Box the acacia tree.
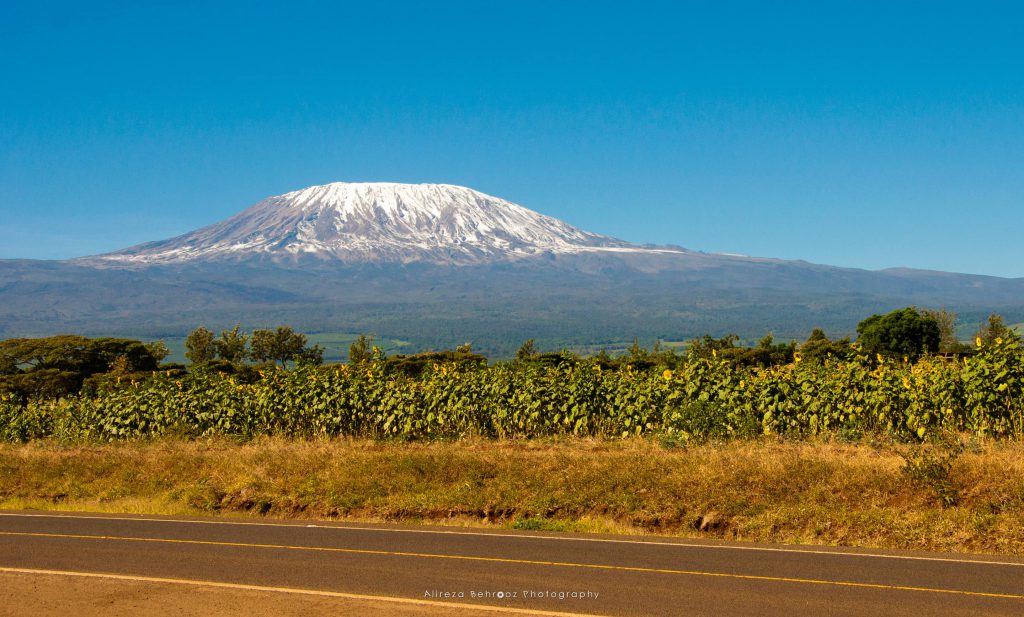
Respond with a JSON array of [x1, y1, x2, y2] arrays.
[[0, 335, 161, 399]]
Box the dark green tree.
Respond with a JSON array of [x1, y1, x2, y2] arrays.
[[0, 335, 160, 399], [89, 338, 159, 373], [215, 324, 249, 363], [0, 354, 15, 376], [348, 334, 374, 364], [184, 327, 216, 365], [294, 344, 325, 367], [856, 307, 940, 360], [384, 348, 487, 377], [515, 339, 537, 361], [0, 336, 157, 376], [628, 337, 644, 359], [686, 334, 739, 360], [250, 326, 309, 368], [594, 349, 614, 370], [1, 336, 92, 373], [144, 340, 171, 364], [799, 328, 853, 364]]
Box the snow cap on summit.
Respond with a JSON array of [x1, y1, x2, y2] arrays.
[[87, 182, 678, 265]]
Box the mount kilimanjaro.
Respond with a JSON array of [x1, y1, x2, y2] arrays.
[[3, 182, 1022, 355], [82, 183, 656, 266]]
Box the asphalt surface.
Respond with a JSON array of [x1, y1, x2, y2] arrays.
[[2, 510, 1024, 616]]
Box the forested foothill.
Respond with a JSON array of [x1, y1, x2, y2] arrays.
[[1, 309, 1021, 443]]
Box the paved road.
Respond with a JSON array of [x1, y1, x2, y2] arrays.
[[2, 510, 1023, 616]]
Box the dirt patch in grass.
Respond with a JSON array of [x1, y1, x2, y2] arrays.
[[2, 437, 1023, 554]]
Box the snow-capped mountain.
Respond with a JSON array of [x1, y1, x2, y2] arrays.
[[6, 181, 1024, 351], [86, 182, 684, 266]]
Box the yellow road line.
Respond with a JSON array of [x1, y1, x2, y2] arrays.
[[6, 512, 1023, 568], [2, 530, 1023, 601], [0, 566, 602, 617]]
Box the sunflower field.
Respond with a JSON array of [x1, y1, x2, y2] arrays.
[[1, 339, 1021, 443]]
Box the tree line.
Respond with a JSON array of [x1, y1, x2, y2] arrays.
[[184, 325, 324, 368], [1, 308, 1019, 402]]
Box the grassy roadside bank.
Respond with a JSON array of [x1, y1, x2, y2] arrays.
[[2, 438, 1023, 555]]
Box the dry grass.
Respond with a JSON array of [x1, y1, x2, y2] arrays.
[[2, 437, 1023, 554]]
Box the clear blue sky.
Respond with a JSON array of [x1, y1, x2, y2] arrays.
[[2, 1, 1022, 276]]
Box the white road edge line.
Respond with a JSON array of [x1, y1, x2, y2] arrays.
[[2, 511, 1022, 568], [0, 566, 605, 617]]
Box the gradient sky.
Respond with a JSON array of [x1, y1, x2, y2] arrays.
[[2, 1, 1022, 276]]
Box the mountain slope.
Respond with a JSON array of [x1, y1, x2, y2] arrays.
[[82, 182, 681, 266], [3, 258, 1023, 355]]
